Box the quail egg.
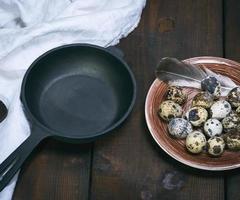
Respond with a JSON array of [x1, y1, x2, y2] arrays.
[[158, 100, 182, 121], [236, 106, 240, 114], [210, 100, 231, 119], [168, 118, 193, 139], [192, 92, 214, 109], [222, 112, 240, 133], [166, 86, 187, 105], [186, 131, 206, 154], [201, 76, 221, 98], [207, 137, 225, 156], [185, 107, 208, 127], [204, 118, 223, 137], [228, 87, 240, 108], [223, 133, 240, 150]]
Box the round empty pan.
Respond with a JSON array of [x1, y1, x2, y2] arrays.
[[0, 44, 136, 191]]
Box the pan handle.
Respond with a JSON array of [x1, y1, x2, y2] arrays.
[[106, 46, 124, 58], [0, 126, 49, 192]]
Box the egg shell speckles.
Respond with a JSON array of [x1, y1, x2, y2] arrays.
[[204, 118, 223, 137], [223, 133, 240, 150], [210, 100, 232, 119], [192, 92, 214, 109], [186, 107, 208, 127], [236, 106, 240, 114], [186, 131, 206, 154], [207, 137, 225, 156], [201, 76, 221, 98], [228, 87, 240, 108], [158, 100, 182, 121], [168, 118, 193, 139], [222, 112, 240, 133], [166, 86, 187, 105]]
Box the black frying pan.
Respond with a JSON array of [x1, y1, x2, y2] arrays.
[[0, 44, 136, 191]]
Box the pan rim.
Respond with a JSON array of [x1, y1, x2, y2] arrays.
[[21, 43, 136, 140]]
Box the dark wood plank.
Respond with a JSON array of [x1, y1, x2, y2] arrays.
[[90, 0, 224, 200], [224, 0, 240, 61], [13, 140, 92, 200], [224, 0, 240, 200]]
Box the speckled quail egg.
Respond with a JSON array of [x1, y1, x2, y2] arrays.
[[207, 137, 225, 156], [168, 118, 193, 139], [201, 76, 221, 98], [222, 112, 240, 133], [204, 118, 223, 137], [192, 92, 214, 109], [158, 100, 182, 121], [185, 107, 208, 127], [210, 100, 232, 119], [238, 124, 240, 132], [228, 87, 240, 108], [236, 108, 240, 130], [223, 133, 240, 150], [166, 86, 187, 105], [186, 131, 207, 154], [236, 106, 240, 114]]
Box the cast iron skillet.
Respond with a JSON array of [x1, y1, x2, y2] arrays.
[[0, 44, 136, 191]]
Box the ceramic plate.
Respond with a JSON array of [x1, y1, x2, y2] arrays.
[[145, 57, 240, 171]]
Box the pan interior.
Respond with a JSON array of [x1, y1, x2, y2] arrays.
[[24, 46, 135, 138]]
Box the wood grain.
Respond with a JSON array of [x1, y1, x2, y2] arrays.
[[224, 0, 240, 61], [12, 0, 232, 199], [13, 140, 92, 200], [224, 0, 240, 199], [90, 0, 224, 200]]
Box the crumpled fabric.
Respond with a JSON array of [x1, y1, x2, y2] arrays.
[[0, 0, 146, 199]]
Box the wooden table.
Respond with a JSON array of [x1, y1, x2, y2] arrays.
[[13, 0, 240, 199]]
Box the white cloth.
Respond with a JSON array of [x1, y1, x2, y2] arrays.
[[0, 0, 146, 199]]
